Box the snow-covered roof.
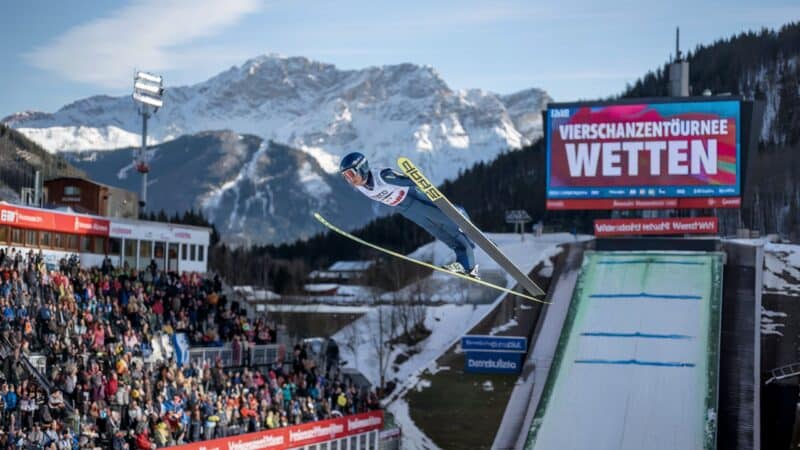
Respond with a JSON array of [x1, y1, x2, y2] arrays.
[[304, 284, 339, 293], [309, 270, 358, 280], [328, 260, 374, 271], [233, 285, 280, 300]]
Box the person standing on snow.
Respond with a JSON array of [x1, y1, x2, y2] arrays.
[[339, 152, 479, 278]]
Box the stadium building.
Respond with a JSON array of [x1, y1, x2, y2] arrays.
[[0, 201, 210, 273]]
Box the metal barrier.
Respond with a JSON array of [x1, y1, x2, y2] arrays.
[[188, 343, 284, 368], [765, 362, 800, 384], [0, 338, 75, 414]]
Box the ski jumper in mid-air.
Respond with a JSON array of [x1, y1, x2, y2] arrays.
[[339, 152, 479, 278]]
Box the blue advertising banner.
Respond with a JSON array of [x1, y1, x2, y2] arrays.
[[461, 335, 528, 353], [465, 351, 523, 374]]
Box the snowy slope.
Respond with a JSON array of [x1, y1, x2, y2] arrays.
[[763, 242, 800, 296], [527, 252, 723, 450], [4, 55, 550, 185]]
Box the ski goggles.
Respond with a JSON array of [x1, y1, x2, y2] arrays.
[[341, 168, 360, 183]]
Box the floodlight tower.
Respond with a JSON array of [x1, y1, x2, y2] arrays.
[[132, 70, 164, 212]]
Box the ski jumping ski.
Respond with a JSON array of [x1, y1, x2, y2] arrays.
[[397, 157, 547, 298], [313, 212, 548, 303]]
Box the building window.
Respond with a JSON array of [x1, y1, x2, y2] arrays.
[[39, 232, 51, 247], [25, 230, 37, 247], [64, 186, 81, 196], [190, 244, 196, 261], [109, 238, 122, 256], [10, 228, 21, 244], [66, 235, 79, 251], [154, 242, 165, 259], [181, 244, 187, 260], [124, 239, 137, 269], [94, 237, 105, 254], [52, 233, 63, 249], [0, 226, 7, 243], [198, 245, 204, 262], [140, 241, 152, 259], [80, 236, 92, 253]]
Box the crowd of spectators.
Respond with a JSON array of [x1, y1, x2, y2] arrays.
[[0, 247, 380, 449]]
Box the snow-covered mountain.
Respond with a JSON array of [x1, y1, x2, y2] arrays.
[[3, 55, 550, 185]]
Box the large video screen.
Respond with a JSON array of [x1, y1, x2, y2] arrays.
[[546, 99, 740, 208]]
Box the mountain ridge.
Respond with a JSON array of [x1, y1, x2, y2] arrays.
[[4, 55, 550, 185]]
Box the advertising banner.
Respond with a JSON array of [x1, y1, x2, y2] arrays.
[[593, 217, 719, 236], [546, 196, 741, 210], [461, 335, 528, 353], [0, 203, 109, 236], [546, 99, 740, 208], [465, 351, 523, 374], [164, 411, 383, 450]]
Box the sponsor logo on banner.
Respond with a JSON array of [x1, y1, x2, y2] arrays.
[[348, 415, 382, 431], [461, 335, 527, 353], [0, 209, 16, 223], [111, 227, 133, 235], [289, 424, 344, 442], [594, 217, 719, 236], [227, 435, 285, 449], [465, 351, 523, 374], [17, 212, 44, 224]]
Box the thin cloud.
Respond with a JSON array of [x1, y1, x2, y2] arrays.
[[24, 0, 262, 88]]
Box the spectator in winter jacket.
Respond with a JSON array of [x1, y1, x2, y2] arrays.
[[4, 385, 17, 412], [136, 428, 153, 450]]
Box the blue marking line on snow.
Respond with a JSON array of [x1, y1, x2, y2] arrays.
[[590, 292, 702, 300], [597, 260, 705, 265], [574, 359, 695, 368], [581, 332, 693, 340]]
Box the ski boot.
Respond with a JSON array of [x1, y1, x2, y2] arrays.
[[442, 262, 480, 280]]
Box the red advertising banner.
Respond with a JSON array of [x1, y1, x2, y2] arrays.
[[164, 411, 383, 450], [594, 217, 719, 236], [547, 197, 740, 210], [0, 203, 109, 236]]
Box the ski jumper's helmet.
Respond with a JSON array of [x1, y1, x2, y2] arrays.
[[339, 152, 369, 183]]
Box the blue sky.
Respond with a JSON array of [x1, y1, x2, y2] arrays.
[[0, 0, 796, 118]]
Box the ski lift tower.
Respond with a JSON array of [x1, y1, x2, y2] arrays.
[[132, 70, 164, 211]]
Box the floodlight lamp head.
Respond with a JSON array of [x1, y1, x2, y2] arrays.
[[135, 71, 162, 84], [133, 92, 163, 109]]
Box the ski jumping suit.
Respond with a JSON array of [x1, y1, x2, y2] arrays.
[[354, 167, 476, 271]]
